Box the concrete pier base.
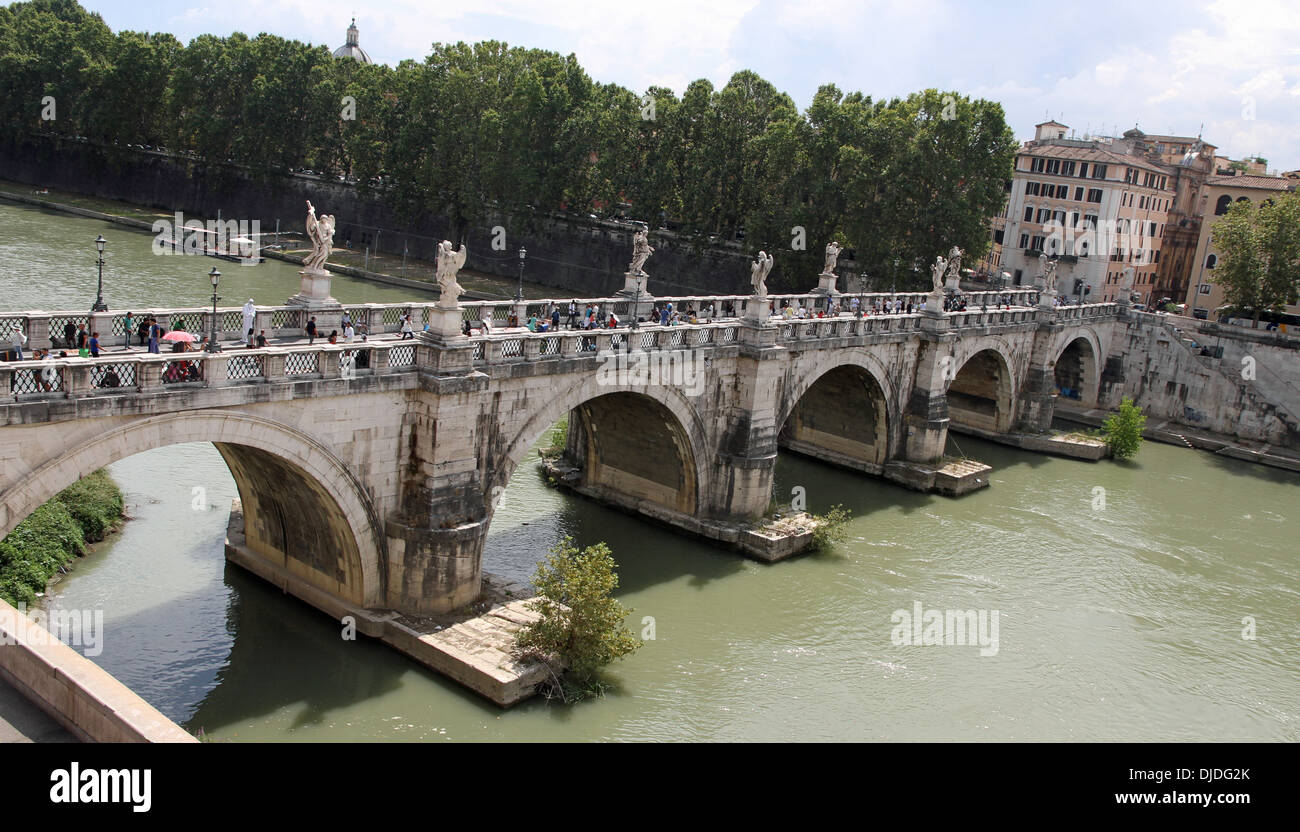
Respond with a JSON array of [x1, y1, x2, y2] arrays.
[[540, 456, 818, 561], [225, 505, 550, 707]]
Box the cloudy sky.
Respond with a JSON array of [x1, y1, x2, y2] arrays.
[[82, 0, 1300, 169]]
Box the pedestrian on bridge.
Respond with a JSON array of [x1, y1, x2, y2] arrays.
[[122, 313, 135, 349], [400, 315, 414, 339], [306, 316, 318, 344]]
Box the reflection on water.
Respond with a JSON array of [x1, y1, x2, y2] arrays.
[[43, 435, 1300, 742], [10, 199, 1300, 741]]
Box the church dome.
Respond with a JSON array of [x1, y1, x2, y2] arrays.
[[333, 18, 372, 63]]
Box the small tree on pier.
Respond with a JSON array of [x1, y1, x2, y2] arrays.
[[515, 536, 641, 699], [1102, 396, 1146, 461]]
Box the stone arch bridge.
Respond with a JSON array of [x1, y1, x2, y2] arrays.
[[0, 291, 1119, 619]]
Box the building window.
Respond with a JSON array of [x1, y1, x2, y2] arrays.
[[1087, 188, 1103, 203], [1031, 158, 1046, 173], [1074, 186, 1084, 201], [1019, 233, 1029, 248], [994, 229, 1004, 244], [1198, 283, 1212, 295], [1024, 206, 1034, 221], [1026, 181, 1040, 196], [1215, 195, 1231, 214], [1061, 161, 1076, 176], [1092, 164, 1107, 179], [1046, 159, 1061, 175], [1205, 254, 1217, 269], [1030, 235, 1045, 251], [1237, 196, 1249, 203], [1079, 163, 1089, 178]]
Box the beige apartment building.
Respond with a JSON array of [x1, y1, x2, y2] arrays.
[[1184, 173, 1298, 317], [998, 122, 1174, 303]]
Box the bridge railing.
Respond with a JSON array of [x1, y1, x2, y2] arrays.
[[0, 340, 419, 404], [0, 289, 1049, 354]]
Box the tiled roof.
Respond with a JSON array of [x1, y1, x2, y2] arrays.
[[1020, 143, 1169, 176], [1205, 174, 1293, 191]]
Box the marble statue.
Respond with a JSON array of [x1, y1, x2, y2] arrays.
[[304, 200, 335, 272], [1039, 253, 1058, 293], [1120, 266, 1135, 294], [629, 228, 654, 275], [930, 255, 949, 293], [944, 245, 964, 282], [750, 251, 774, 297], [822, 241, 843, 275], [435, 240, 468, 308]]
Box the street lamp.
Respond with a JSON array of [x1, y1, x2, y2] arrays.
[[515, 247, 526, 302], [92, 235, 108, 312], [206, 267, 222, 353]]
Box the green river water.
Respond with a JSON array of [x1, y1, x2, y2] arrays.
[[2, 199, 1297, 741]]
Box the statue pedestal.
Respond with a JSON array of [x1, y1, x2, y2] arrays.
[[287, 268, 343, 332], [616, 273, 655, 321], [289, 267, 339, 307], [618, 272, 649, 296], [1037, 289, 1058, 311], [923, 290, 945, 314], [811, 273, 840, 295], [423, 305, 466, 343], [742, 295, 774, 325]]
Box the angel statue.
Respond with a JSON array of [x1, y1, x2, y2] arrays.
[[434, 240, 469, 309], [304, 200, 335, 272], [944, 245, 964, 283], [1119, 266, 1135, 293], [823, 241, 843, 275], [751, 251, 774, 297], [930, 255, 949, 293], [1039, 253, 1058, 293], [629, 228, 654, 275]]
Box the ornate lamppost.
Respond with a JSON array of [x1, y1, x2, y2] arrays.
[[92, 235, 108, 312], [516, 247, 526, 302], [206, 267, 222, 353]]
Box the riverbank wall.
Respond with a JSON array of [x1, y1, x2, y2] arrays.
[[0, 134, 761, 297], [1099, 311, 1300, 449]]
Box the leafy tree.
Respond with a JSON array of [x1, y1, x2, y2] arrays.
[[1102, 396, 1146, 460], [1211, 193, 1300, 323], [515, 536, 640, 698]]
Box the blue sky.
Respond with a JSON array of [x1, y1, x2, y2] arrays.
[[80, 0, 1300, 169]]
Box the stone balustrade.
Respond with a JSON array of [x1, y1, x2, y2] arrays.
[[0, 341, 414, 403]]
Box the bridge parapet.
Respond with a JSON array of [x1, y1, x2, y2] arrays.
[[0, 341, 416, 409]]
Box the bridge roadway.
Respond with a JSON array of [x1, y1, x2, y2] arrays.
[[0, 289, 1120, 625]]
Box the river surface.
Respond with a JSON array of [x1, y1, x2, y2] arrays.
[[4, 199, 1299, 741]]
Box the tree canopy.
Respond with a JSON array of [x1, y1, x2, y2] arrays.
[[1210, 191, 1300, 321], [0, 0, 1017, 290]]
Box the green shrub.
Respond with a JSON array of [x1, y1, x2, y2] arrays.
[[515, 536, 641, 700], [0, 470, 124, 606], [810, 504, 852, 552], [56, 470, 124, 541], [1102, 397, 1146, 460], [540, 415, 569, 459]]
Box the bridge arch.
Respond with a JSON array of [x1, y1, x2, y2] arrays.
[[1052, 333, 1101, 407], [0, 411, 385, 608], [946, 346, 1016, 434], [776, 351, 899, 473], [495, 377, 709, 519]]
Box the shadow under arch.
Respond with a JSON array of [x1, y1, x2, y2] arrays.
[[1053, 334, 1101, 407], [947, 348, 1015, 434], [492, 376, 710, 517], [0, 410, 385, 608], [776, 359, 895, 474]]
